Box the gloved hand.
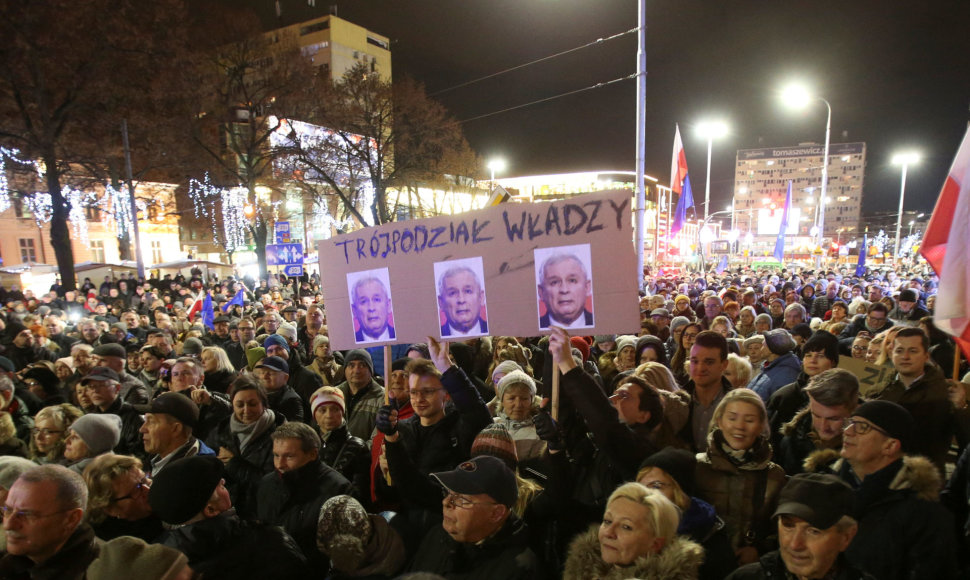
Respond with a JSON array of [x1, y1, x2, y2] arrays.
[[533, 408, 563, 451], [376, 404, 398, 436]]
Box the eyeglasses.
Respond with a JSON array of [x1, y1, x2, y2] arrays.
[[608, 390, 631, 401], [109, 475, 150, 504], [843, 419, 889, 437], [409, 388, 443, 399], [641, 480, 673, 490], [30, 428, 64, 437], [441, 490, 498, 510], [23, 380, 39, 388], [851, 345, 868, 352], [0, 506, 72, 523], [683, 333, 699, 340]]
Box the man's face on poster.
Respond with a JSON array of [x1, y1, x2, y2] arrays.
[[538, 256, 590, 324], [353, 279, 391, 338], [439, 270, 484, 333]]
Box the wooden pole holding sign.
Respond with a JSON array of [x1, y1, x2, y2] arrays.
[[954, 348, 962, 382], [383, 345, 392, 486], [550, 367, 560, 422]]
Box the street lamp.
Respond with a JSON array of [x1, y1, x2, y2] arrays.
[[781, 82, 831, 268], [696, 121, 728, 221], [892, 151, 920, 257], [486, 158, 507, 190]]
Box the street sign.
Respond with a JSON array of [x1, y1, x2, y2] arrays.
[[266, 243, 304, 266], [275, 221, 291, 243], [283, 264, 304, 277], [710, 240, 730, 254]]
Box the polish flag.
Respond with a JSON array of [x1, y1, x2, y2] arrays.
[[186, 290, 205, 322], [920, 125, 970, 359], [671, 124, 688, 194]]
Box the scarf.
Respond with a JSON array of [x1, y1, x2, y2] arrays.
[[713, 430, 771, 471], [230, 409, 276, 454]]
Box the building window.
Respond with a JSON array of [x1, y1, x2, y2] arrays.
[[299, 20, 329, 36], [90, 240, 105, 263], [85, 204, 101, 221], [18, 238, 37, 263], [151, 240, 163, 264]]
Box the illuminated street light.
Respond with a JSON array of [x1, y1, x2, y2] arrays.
[[892, 151, 921, 257], [781, 82, 831, 268], [696, 121, 729, 221], [486, 158, 507, 188]]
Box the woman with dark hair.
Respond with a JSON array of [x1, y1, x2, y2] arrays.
[[211, 376, 284, 519], [798, 284, 815, 313], [635, 335, 669, 368], [670, 322, 702, 386]]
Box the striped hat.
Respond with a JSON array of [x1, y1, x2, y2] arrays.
[[471, 423, 518, 472]]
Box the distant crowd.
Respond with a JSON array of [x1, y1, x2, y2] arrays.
[[0, 263, 966, 579]]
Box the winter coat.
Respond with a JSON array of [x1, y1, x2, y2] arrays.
[[679, 496, 737, 580], [338, 379, 385, 442], [765, 371, 810, 449], [0, 412, 27, 459], [319, 422, 370, 502], [410, 514, 540, 580], [210, 411, 285, 520], [694, 430, 787, 553], [748, 353, 801, 403], [266, 384, 305, 424], [870, 363, 954, 473], [327, 514, 406, 579], [96, 396, 146, 463], [563, 525, 704, 580], [838, 314, 894, 354], [943, 443, 970, 538], [2, 343, 57, 372], [285, 352, 323, 419], [727, 551, 875, 580], [256, 459, 354, 570], [369, 400, 415, 505], [203, 369, 235, 394], [118, 370, 150, 405], [0, 523, 100, 580], [159, 511, 309, 580], [776, 407, 841, 475]]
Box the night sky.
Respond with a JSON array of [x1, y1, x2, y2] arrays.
[[236, 0, 970, 217]]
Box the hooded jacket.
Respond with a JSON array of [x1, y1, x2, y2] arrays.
[[563, 525, 704, 580], [776, 406, 842, 476], [748, 352, 801, 403]]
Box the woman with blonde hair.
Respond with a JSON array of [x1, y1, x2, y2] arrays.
[[563, 482, 704, 579], [694, 388, 786, 567], [735, 306, 757, 339], [29, 403, 83, 464], [724, 353, 754, 389], [201, 346, 236, 393], [873, 325, 904, 367]]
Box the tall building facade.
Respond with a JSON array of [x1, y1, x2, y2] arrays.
[[733, 142, 866, 240], [272, 15, 391, 81]]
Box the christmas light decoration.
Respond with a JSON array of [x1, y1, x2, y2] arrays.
[[188, 173, 256, 252]]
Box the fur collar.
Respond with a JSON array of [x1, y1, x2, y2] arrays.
[[563, 526, 704, 580], [0, 412, 17, 445], [803, 451, 940, 501], [781, 406, 811, 437]]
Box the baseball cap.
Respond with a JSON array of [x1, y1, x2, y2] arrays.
[[773, 473, 853, 529], [431, 456, 517, 508]]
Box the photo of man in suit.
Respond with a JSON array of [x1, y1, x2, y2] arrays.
[[436, 259, 488, 338], [348, 270, 396, 343], [536, 247, 594, 330]]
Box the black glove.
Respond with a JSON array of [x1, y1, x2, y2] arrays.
[[533, 409, 563, 451], [375, 404, 397, 436]]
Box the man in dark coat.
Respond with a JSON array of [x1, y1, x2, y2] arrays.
[[83, 367, 146, 462], [0, 465, 101, 580], [767, 330, 840, 447], [837, 302, 893, 354], [263, 334, 321, 418], [888, 288, 930, 325], [409, 456, 539, 579], [150, 455, 309, 580], [2, 320, 57, 371], [253, 356, 304, 423], [256, 422, 354, 569]]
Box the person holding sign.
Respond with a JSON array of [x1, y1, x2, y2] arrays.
[[536, 247, 595, 330], [348, 271, 396, 344], [436, 261, 489, 338]]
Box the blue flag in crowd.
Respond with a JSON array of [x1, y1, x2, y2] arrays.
[[773, 181, 792, 263], [223, 288, 246, 312], [200, 293, 215, 330], [855, 233, 867, 277], [671, 174, 695, 235], [716, 255, 728, 274]]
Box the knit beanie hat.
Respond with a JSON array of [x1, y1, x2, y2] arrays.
[[87, 536, 189, 580], [276, 322, 298, 343], [802, 331, 840, 365], [149, 456, 225, 525], [492, 360, 523, 383], [310, 387, 346, 416], [244, 346, 265, 371], [670, 316, 690, 334], [763, 329, 797, 356], [23, 366, 60, 397], [569, 336, 590, 363], [615, 335, 637, 354], [639, 448, 697, 497], [496, 370, 536, 400], [898, 288, 919, 303], [471, 423, 519, 472], [263, 334, 289, 353], [316, 495, 372, 573], [344, 349, 374, 376], [70, 414, 122, 455], [0, 457, 36, 490], [181, 337, 203, 356], [852, 400, 914, 452]]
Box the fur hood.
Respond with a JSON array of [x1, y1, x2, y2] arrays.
[[803, 451, 940, 501], [563, 526, 704, 580], [781, 406, 811, 438], [0, 412, 17, 445]]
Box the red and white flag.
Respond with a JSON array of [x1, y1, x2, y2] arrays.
[[671, 123, 688, 194], [186, 290, 205, 322], [920, 125, 970, 359]]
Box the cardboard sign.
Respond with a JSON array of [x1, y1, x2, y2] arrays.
[[319, 189, 640, 349], [837, 356, 894, 397]]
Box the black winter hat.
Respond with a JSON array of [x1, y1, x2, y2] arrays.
[[343, 349, 374, 376], [23, 367, 60, 396], [639, 448, 697, 497], [149, 456, 225, 525], [898, 289, 919, 303], [851, 400, 915, 451]]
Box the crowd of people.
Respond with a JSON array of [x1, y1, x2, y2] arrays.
[[0, 264, 968, 579]]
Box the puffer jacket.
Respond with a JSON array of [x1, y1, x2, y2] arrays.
[[319, 422, 370, 503], [776, 407, 838, 476], [766, 371, 811, 448], [748, 353, 802, 403], [210, 410, 284, 520], [563, 525, 704, 580], [694, 430, 787, 553]]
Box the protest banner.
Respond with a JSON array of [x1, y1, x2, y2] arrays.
[[319, 189, 640, 350], [837, 356, 894, 397]]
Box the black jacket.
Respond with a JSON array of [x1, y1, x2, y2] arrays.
[[285, 353, 322, 420], [267, 384, 305, 424], [160, 511, 309, 580], [0, 523, 100, 580], [256, 459, 354, 569], [409, 513, 539, 580], [766, 371, 811, 450], [727, 551, 875, 580], [319, 422, 371, 505], [97, 396, 146, 463], [3, 343, 57, 371], [203, 369, 236, 394], [210, 411, 285, 520]]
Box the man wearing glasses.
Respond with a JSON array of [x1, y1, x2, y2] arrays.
[[0, 465, 99, 577], [818, 400, 959, 580], [409, 455, 538, 577], [83, 367, 145, 461], [838, 302, 893, 354], [82, 453, 161, 542]]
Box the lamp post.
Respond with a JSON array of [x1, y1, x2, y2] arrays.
[[696, 121, 728, 222], [486, 158, 506, 191], [781, 83, 831, 268], [891, 151, 920, 258]]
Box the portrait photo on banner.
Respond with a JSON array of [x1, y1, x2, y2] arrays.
[[534, 243, 595, 331], [434, 257, 489, 339], [346, 267, 396, 344]]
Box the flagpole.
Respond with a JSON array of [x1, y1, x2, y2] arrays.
[[633, 0, 647, 288]]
